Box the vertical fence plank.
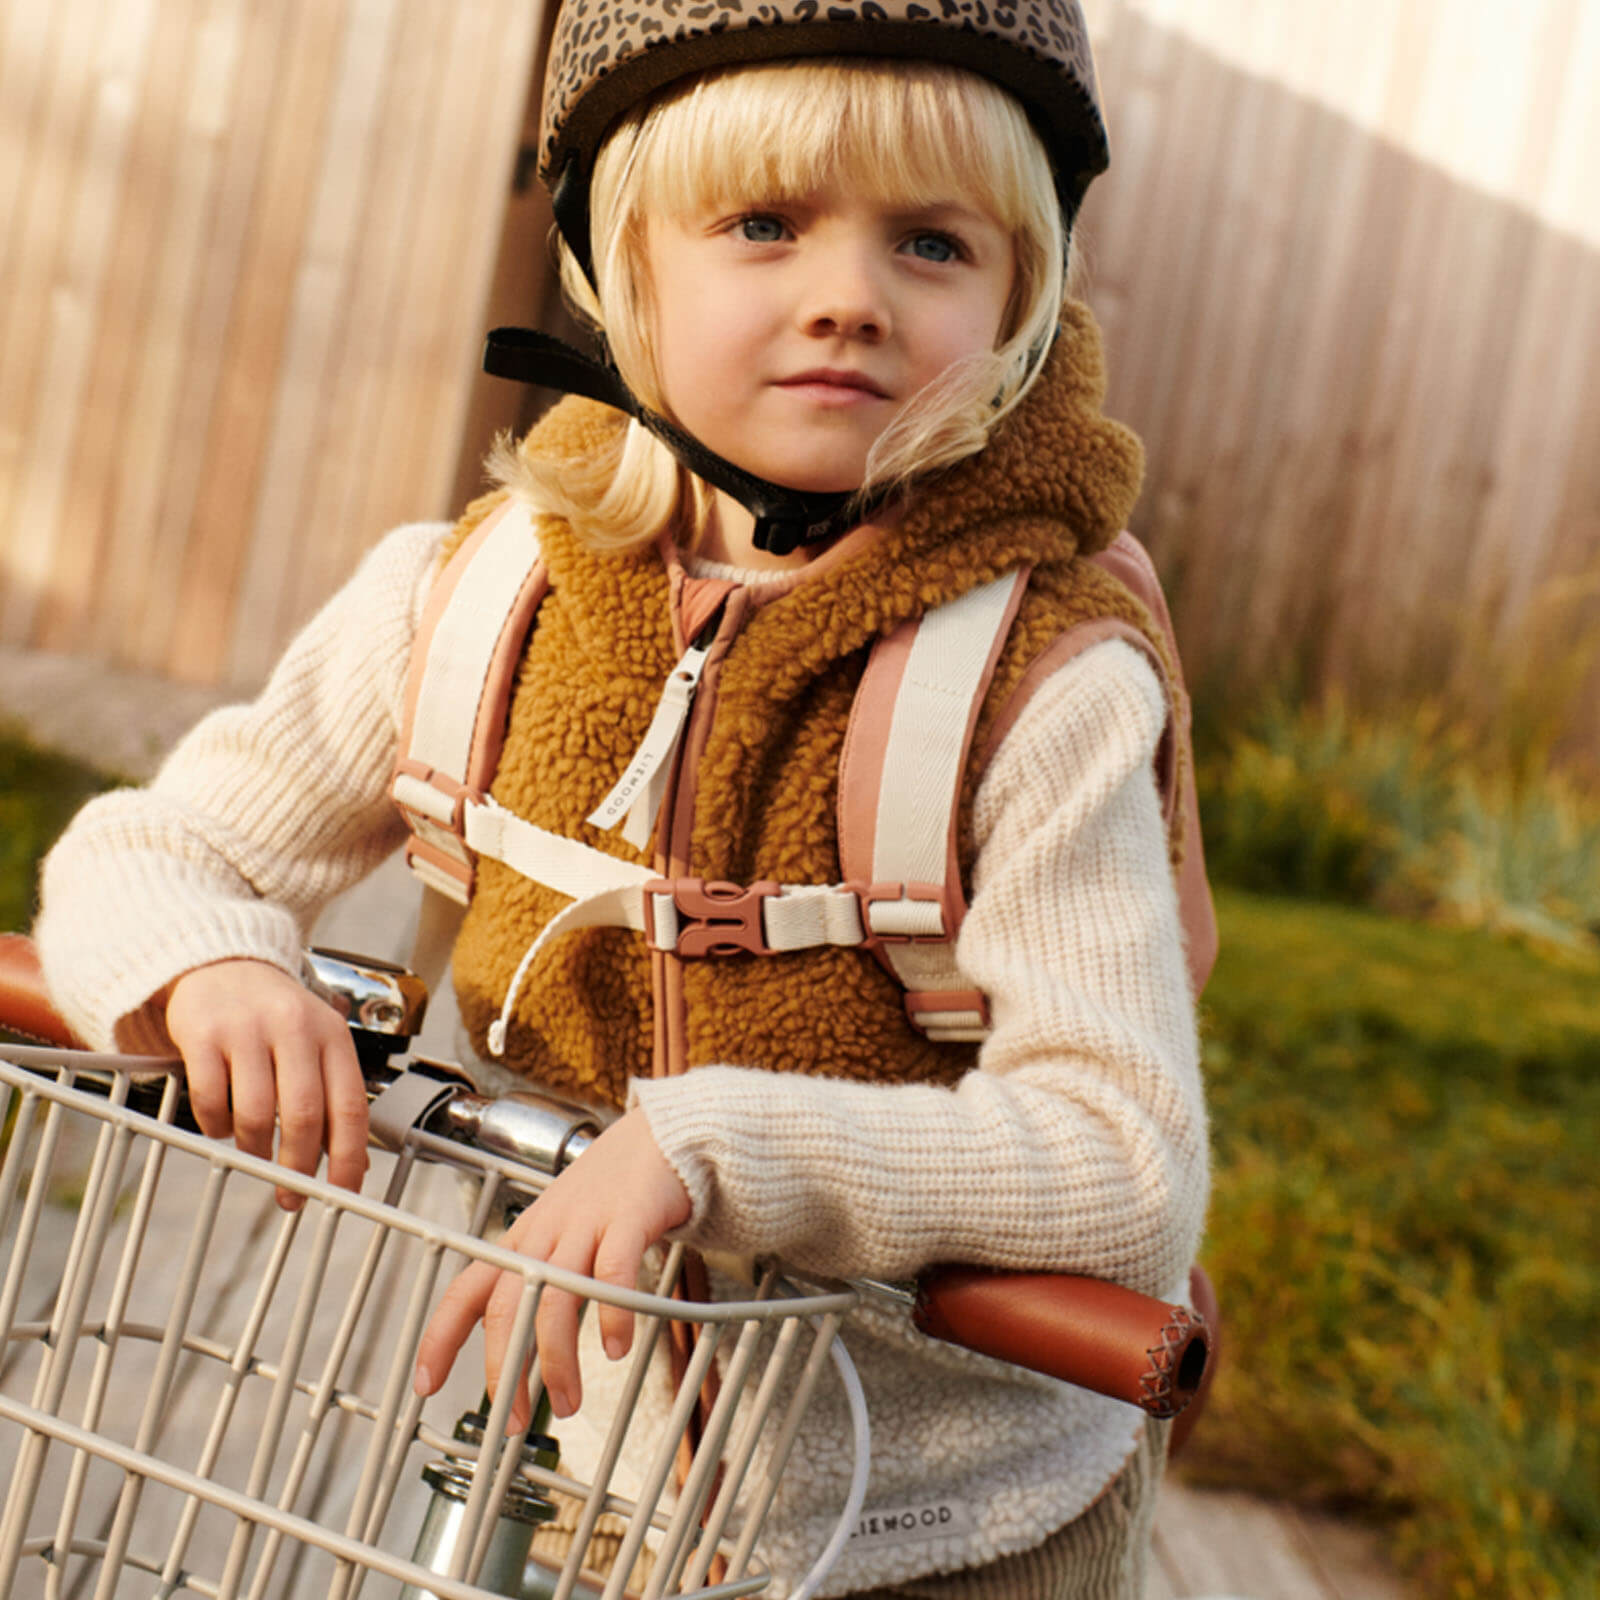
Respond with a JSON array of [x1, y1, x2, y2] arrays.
[[157, 0, 348, 682], [284, 0, 458, 648], [1469, 0, 1600, 626], [224, 0, 401, 683], [1161, 6, 1315, 669], [354, 2, 524, 530], [444, 74, 560, 520], [1253, 16, 1396, 672], [95, 0, 297, 676], [36, 0, 215, 653], [0, 0, 112, 624], [0, 0, 165, 644], [0, 3, 58, 284], [398, 3, 533, 532]]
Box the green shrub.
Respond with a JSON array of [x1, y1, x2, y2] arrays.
[[0, 727, 119, 932], [1439, 776, 1600, 948], [1196, 696, 1600, 949]]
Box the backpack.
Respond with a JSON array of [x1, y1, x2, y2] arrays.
[[389, 499, 1215, 1054]]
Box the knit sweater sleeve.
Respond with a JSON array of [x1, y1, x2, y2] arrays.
[[632, 637, 1208, 1298], [34, 522, 447, 1054]]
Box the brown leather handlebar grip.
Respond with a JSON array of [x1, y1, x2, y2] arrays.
[[913, 1265, 1209, 1418], [0, 934, 84, 1049]]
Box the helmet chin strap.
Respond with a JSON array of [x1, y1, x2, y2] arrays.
[[483, 327, 889, 556]]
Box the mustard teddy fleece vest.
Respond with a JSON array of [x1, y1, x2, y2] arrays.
[[446, 302, 1165, 1109]]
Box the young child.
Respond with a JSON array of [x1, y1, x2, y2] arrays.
[[37, 4, 1208, 1595]]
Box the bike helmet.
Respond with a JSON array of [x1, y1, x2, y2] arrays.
[[484, 0, 1111, 553]]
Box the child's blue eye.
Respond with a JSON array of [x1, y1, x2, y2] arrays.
[[739, 215, 786, 243], [906, 232, 960, 263]]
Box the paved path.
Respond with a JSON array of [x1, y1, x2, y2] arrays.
[[1149, 1484, 1408, 1600], [0, 644, 235, 782], [1, 644, 1414, 1599]]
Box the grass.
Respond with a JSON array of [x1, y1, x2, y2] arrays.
[[1195, 888, 1600, 1599], [0, 725, 120, 933]]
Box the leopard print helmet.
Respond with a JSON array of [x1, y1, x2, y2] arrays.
[[537, 0, 1109, 272]]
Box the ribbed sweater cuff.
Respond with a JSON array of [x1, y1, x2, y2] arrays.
[[36, 854, 303, 1052]]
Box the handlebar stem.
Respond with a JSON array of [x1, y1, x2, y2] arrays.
[[430, 1088, 599, 1176]]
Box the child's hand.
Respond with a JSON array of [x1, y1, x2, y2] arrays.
[[413, 1107, 691, 1425], [165, 958, 369, 1208]]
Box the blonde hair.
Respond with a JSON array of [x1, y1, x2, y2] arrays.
[[497, 59, 1078, 551]]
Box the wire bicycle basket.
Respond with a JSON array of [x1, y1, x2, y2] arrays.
[[0, 1053, 863, 1600]]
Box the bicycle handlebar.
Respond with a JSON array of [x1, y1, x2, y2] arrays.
[[0, 933, 80, 1049], [0, 932, 1211, 1424]]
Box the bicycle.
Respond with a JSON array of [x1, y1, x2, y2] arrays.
[[0, 938, 1209, 1600]]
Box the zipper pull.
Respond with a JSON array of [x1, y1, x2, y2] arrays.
[[587, 604, 725, 849]]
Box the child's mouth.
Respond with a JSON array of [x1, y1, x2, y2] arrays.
[[775, 369, 891, 405]]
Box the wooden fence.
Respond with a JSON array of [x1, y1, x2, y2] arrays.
[[1080, 0, 1600, 748], [0, 0, 556, 688], [2, 0, 1597, 746]]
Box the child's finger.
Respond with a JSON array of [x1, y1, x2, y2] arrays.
[[228, 1041, 278, 1166], [590, 1221, 648, 1363], [181, 1040, 234, 1141], [272, 1039, 327, 1193], [413, 1258, 500, 1397], [533, 1274, 586, 1418], [319, 1032, 370, 1192], [477, 1265, 548, 1429]]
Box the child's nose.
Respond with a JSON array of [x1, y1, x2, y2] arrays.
[[799, 247, 890, 341]]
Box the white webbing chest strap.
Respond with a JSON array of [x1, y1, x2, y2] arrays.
[[391, 518, 1034, 1050]]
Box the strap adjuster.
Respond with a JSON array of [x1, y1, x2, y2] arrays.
[[859, 882, 949, 945], [645, 877, 781, 957], [904, 988, 992, 1036]]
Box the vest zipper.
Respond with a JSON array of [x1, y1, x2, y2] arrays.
[[586, 600, 729, 850]]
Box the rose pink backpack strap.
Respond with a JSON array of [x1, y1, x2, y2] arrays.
[[979, 533, 1216, 995], [838, 569, 1031, 1041], [391, 498, 549, 904], [838, 535, 1217, 1040], [1089, 532, 1217, 994]]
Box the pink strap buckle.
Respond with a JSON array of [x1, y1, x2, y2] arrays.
[[647, 878, 780, 958]]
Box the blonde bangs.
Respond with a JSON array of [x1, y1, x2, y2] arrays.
[[633, 61, 1048, 235]]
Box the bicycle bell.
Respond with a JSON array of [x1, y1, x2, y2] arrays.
[[301, 947, 429, 1065]]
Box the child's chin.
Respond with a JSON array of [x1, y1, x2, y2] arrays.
[[773, 476, 863, 497], [752, 460, 867, 497], [715, 446, 868, 501]]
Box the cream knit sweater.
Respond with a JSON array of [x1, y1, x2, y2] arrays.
[[36, 519, 1208, 1597]]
